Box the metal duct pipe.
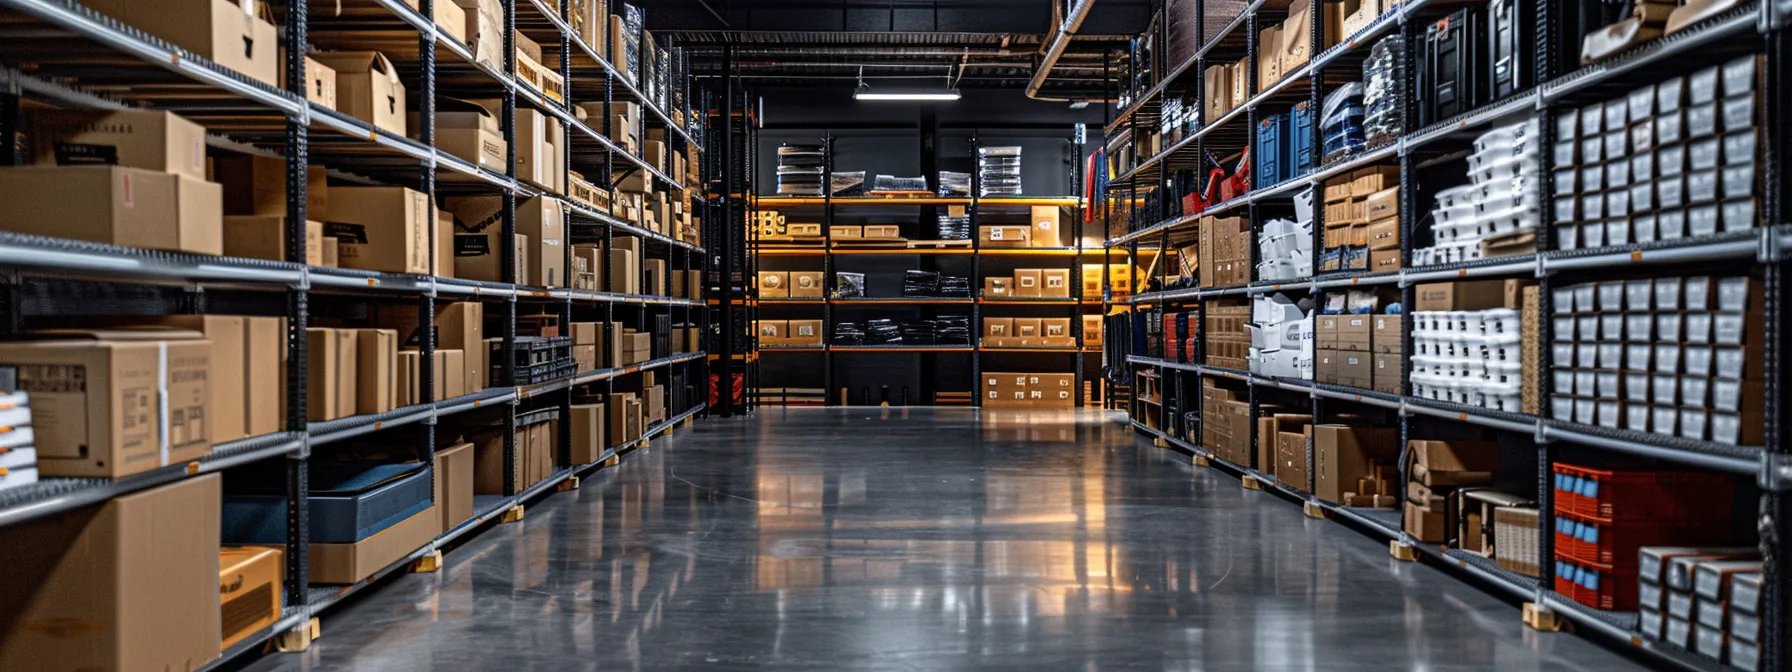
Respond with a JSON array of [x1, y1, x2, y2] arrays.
[[1026, 0, 1096, 101]]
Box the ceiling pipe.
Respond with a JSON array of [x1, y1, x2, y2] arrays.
[[1025, 0, 1096, 102]]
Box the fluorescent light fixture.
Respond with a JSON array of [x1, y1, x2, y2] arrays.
[[854, 88, 962, 102]]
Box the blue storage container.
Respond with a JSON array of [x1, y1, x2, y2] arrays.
[[222, 462, 435, 544], [1257, 113, 1285, 188], [1291, 101, 1316, 177]]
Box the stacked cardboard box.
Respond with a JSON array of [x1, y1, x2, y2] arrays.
[[1205, 301, 1251, 370], [1316, 312, 1372, 388], [1257, 414, 1310, 488], [310, 52, 409, 137], [445, 195, 566, 287], [757, 320, 824, 347], [982, 268, 1073, 299], [1198, 215, 1251, 287], [1201, 380, 1254, 465], [1402, 439, 1498, 542], [1319, 167, 1397, 271], [84, 0, 278, 86], [1312, 424, 1399, 506], [472, 417, 558, 495], [1548, 276, 1762, 444], [980, 372, 1076, 408]]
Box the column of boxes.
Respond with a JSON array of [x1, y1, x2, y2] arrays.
[[1199, 215, 1251, 287], [981, 372, 1075, 408], [1370, 313, 1403, 394], [1205, 301, 1252, 370], [1548, 276, 1762, 445], [1315, 312, 1371, 387], [983, 317, 1074, 348], [1248, 294, 1312, 379], [1553, 56, 1761, 251], [1636, 547, 1763, 667], [1201, 380, 1254, 466], [1319, 167, 1398, 271]]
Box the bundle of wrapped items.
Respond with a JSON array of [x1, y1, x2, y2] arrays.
[[776, 145, 825, 195], [1409, 307, 1525, 411], [1257, 188, 1317, 281], [1411, 117, 1542, 266], [1246, 293, 1314, 379], [978, 146, 1022, 196]]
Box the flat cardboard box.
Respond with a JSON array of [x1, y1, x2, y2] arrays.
[[355, 329, 398, 415], [243, 317, 283, 435], [1314, 424, 1399, 504], [0, 331, 211, 478], [0, 165, 223, 255], [310, 51, 408, 137], [0, 475, 221, 672], [327, 186, 431, 275], [979, 225, 1031, 247], [217, 546, 282, 650], [309, 506, 438, 584], [31, 109, 207, 180], [1415, 279, 1525, 311], [84, 0, 277, 86], [223, 216, 324, 266], [433, 441, 474, 533], [212, 154, 329, 221]]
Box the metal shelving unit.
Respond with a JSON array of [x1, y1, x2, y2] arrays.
[[1103, 0, 1792, 669], [0, 0, 713, 666]]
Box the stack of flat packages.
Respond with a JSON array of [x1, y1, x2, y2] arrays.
[[777, 145, 824, 195], [978, 146, 1023, 196]]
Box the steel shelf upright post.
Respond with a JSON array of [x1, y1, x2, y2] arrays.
[[282, 0, 312, 615], [500, 0, 521, 495], [416, 0, 439, 524]]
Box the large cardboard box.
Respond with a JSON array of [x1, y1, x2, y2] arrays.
[[83, 0, 277, 85], [224, 216, 324, 265], [304, 56, 338, 109], [430, 0, 468, 44], [1313, 425, 1399, 504], [1407, 439, 1500, 486], [1415, 279, 1525, 311], [472, 428, 515, 494], [450, 0, 503, 70], [244, 317, 283, 435], [327, 186, 431, 275], [435, 441, 474, 532], [443, 195, 564, 286], [519, 197, 566, 287], [1280, 0, 1315, 73], [355, 329, 398, 415], [0, 331, 211, 478], [212, 154, 329, 221], [1029, 206, 1063, 247], [157, 316, 246, 444], [1405, 500, 1448, 542], [570, 403, 605, 464], [305, 328, 359, 422], [31, 109, 207, 180], [0, 165, 222, 255], [309, 506, 438, 584], [1275, 430, 1310, 489], [433, 98, 507, 171], [310, 52, 409, 137], [438, 302, 486, 394], [0, 475, 221, 672], [1204, 63, 1232, 120], [218, 546, 282, 650], [606, 393, 634, 445], [513, 108, 566, 193]]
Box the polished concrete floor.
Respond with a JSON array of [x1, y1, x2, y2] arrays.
[[246, 408, 1644, 671]]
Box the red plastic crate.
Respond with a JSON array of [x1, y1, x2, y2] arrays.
[[1552, 463, 1732, 521], [1554, 511, 1731, 567], [1555, 554, 1638, 611]]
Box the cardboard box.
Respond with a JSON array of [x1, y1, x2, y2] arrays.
[[1415, 279, 1525, 311], [1366, 216, 1399, 250], [224, 216, 324, 266], [758, 271, 789, 298], [1029, 206, 1063, 248], [512, 107, 566, 193], [213, 153, 329, 221], [309, 52, 408, 137], [788, 319, 824, 345], [979, 225, 1031, 247], [789, 271, 824, 298], [1014, 269, 1044, 298], [606, 393, 634, 445], [1363, 187, 1399, 221], [1205, 63, 1234, 120], [1042, 318, 1073, 340], [0, 331, 211, 478], [303, 55, 339, 109], [434, 98, 507, 171], [1013, 318, 1043, 339], [644, 258, 668, 296], [434, 441, 474, 533], [569, 403, 605, 464], [31, 109, 207, 180], [1281, 0, 1314, 72], [442, 349, 466, 398], [355, 329, 398, 415], [1373, 353, 1401, 394], [1083, 315, 1104, 345], [1042, 269, 1072, 298], [0, 475, 221, 671], [218, 546, 282, 650], [327, 186, 430, 275], [1352, 166, 1400, 196], [1276, 429, 1309, 489], [984, 276, 1013, 298], [450, 0, 503, 69], [1372, 314, 1402, 354], [429, 0, 467, 43], [1314, 424, 1399, 503], [436, 302, 485, 394], [1408, 439, 1500, 486], [305, 328, 357, 422], [396, 351, 419, 406], [309, 506, 437, 584], [244, 317, 283, 435], [156, 316, 245, 444], [1258, 24, 1283, 89], [0, 165, 222, 255], [1337, 314, 1372, 351], [84, 0, 277, 85], [984, 317, 1015, 339], [1405, 500, 1448, 542]]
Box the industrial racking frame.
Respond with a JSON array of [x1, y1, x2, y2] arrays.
[[743, 122, 1105, 407], [0, 0, 711, 665], [1103, 0, 1792, 669]]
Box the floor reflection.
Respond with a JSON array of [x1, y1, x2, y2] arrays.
[[246, 408, 1641, 672]]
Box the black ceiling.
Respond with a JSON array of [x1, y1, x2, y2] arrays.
[[645, 1, 1153, 99]]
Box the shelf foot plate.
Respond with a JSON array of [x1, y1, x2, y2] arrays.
[[277, 618, 321, 652], [1193, 455, 1210, 467], [1303, 501, 1329, 519], [1242, 475, 1264, 491], [1522, 602, 1563, 632], [410, 550, 443, 573], [500, 505, 525, 524], [1389, 541, 1417, 562], [558, 476, 581, 492]]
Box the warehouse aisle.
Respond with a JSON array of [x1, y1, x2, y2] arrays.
[[247, 408, 1641, 671]]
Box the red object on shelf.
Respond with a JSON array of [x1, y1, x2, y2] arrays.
[[1554, 511, 1731, 567], [1551, 463, 1733, 521], [1555, 554, 1638, 611], [709, 372, 745, 407]]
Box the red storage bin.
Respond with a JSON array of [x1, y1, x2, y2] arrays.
[[1554, 512, 1732, 567], [1555, 554, 1638, 611], [1552, 463, 1732, 521]]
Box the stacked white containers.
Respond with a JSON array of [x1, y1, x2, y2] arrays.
[[1247, 293, 1314, 379], [1409, 307, 1525, 411], [0, 387, 33, 491], [1258, 188, 1316, 281], [1411, 117, 1543, 266]]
